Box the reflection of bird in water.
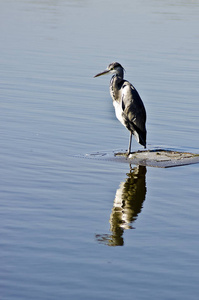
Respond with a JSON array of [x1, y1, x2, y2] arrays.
[[96, 165, 147, 246]]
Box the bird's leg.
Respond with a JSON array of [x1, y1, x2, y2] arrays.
[[128, 132, 132, 155]]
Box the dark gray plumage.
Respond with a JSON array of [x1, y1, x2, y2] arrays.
[[94, 62, 147, 154]]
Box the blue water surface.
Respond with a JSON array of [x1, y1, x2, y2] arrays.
[[1, 1, 199, 300]]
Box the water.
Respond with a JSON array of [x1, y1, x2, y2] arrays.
[[1, 0, 199, 299]]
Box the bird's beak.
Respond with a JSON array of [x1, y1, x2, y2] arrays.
[[94, 69, 110, 78]]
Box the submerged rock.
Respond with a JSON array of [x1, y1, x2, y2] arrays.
[[81, 149, 199, 168]]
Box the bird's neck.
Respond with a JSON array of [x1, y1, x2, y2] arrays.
[[110, 75, 124, 103]]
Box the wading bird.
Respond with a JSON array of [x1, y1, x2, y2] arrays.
[[94, 62, 147, 154]]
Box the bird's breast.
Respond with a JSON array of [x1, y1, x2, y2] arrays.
[[113, 101, 126, 127]]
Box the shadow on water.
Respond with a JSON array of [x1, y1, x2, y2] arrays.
[[96, 165, 147, 246]]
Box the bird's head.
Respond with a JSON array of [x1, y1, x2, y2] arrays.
[[94, 62, 125, 78]]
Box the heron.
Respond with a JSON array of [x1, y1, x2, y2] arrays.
[[94, 62, 147, 155]]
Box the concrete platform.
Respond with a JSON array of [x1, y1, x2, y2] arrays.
[[82, 149, 199, 168]]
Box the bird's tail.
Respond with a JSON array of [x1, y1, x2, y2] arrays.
[[133, 126, 146, 148], [139, 131, 146, 148]]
